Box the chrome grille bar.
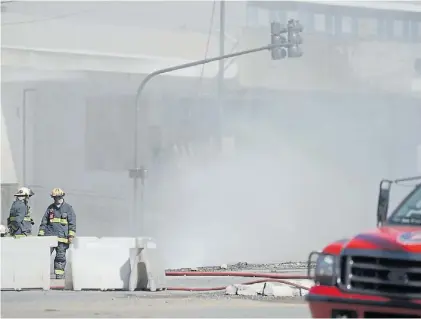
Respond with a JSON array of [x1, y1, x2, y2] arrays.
[[339, 252, 421, 298]]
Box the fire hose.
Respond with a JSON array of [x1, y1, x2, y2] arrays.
[[51, 271, 311, 291], [165, 271, 310, 292]]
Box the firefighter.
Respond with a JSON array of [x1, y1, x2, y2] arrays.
[[38, 188, 76, 279], [7, 187, 35, 238]]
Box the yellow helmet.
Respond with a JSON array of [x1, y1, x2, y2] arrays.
[[50, 188, 65, 197], [14, 187, 34, 197]]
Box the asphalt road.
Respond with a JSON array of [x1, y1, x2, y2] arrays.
[[1, 290, 310, 318], [2, 265, 311, 318]]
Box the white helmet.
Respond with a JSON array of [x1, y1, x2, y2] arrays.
[[14, 187, 34, 197], [0, 224, 9, 236]]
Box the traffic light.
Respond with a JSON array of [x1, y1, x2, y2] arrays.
[[287, 19, 303, 58], [270, 22, 287, 60]]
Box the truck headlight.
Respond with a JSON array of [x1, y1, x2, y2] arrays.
[[308, 252, 338, 286]]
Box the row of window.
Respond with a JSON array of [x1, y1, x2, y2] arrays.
[[85, 93, 420, 172], [246, 7, 421, 42]]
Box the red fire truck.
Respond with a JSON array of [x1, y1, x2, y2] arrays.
[[306, 176, 421, 318]]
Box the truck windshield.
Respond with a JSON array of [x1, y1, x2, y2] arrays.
[[388, 185, 421, 225]]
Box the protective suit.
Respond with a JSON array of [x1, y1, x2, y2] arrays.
[[7, 187, 35, 238], [38, 188, 76, 279]]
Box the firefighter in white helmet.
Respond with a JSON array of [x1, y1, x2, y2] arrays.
[[7, 187, 35, 238], [38, 188, 76, 279]]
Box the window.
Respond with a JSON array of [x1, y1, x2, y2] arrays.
[[256, 8, 269, 27], [411, 21, 421, 41], [297, 10, 310, 27], [377, 19, 387, 39], [85, 95, 135, 171], [358, 17, 378, 37], [393, 19, 404, 38], [300, 11, 314, 32], [342, 16, 353, 34], [332, 15, 342, 35], [314, 13, 326, 32], [389, 185, 421, 226], [286, 10, 299, 21], [246, 5, 258, 27], [269, 10, 278, 23]]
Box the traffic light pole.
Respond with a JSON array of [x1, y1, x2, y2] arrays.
[[217, 0, 226, 150], [130, 42, 290, 236]]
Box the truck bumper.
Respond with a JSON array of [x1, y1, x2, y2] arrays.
[[306, 294, 421, 318]]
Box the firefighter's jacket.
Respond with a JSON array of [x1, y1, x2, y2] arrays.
[[38, 202, 76, 243], [8, 200, 33, 236]]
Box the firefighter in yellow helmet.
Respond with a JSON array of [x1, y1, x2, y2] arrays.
[[7, 187, 35, 238], [38, 188, 76, 279]]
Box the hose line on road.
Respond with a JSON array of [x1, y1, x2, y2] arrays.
[[166, 271, 309, 280], [51, 271, 311, 292], [164, 271, 310, 292]]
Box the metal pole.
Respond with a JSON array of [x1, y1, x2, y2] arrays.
[[131, 43, 290, 236], [218, 0, 225, 95], [217, 0, 226, 149], [22, 91, 27, 186]]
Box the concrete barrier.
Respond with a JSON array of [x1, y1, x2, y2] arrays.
[[65, 237, 166, 291], [225, 280, 313, 297], [1, 236, 58, 290], [236, 282, 265, 296]]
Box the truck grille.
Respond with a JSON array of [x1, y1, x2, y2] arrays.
[[340, 255, 421, 298]]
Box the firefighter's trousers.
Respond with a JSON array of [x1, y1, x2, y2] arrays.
[[50, 242, 69, 278]]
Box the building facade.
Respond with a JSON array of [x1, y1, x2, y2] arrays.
[[1, 2, 420, 263]]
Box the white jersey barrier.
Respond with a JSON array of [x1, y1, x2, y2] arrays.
[[64, 237, 166, 291], [1, 236, 58, 290]]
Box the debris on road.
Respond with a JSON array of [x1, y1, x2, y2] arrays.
[[167, 261, 314, 273], [236, 282, 265, 296], [225, 280, 312, 297]]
